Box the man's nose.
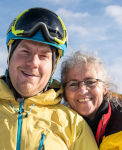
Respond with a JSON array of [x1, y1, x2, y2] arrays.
[[26, 54, 39, 68]]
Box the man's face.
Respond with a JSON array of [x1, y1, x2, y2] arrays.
[[9, 39, 52, 97]]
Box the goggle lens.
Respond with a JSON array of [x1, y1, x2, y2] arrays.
[[15, 8, 64, 40]]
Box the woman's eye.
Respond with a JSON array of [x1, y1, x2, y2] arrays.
[[86, 81, 95, 85], [70, 83, 78, 86]]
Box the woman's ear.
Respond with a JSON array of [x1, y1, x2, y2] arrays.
[[103, 87, 107, 96]]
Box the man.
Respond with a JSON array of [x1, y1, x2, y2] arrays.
[[0, 7, 98, 150]]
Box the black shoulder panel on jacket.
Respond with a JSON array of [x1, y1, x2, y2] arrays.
[[105, 98, 122, 136]]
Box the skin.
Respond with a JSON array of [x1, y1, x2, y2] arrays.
[[64, 64, 107, 120], [9, 39, 52, 97]]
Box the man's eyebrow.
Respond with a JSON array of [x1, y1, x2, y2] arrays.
[[19, 43, 32, 50], [19, 43, 52, 53], [40, 48, 52, 53]]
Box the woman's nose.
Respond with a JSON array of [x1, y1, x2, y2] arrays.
[[78, 82, 88, 94]]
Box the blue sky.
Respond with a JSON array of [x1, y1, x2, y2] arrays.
[[0, 0, 122, 93]]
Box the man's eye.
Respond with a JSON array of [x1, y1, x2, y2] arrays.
[[39, 55, 47, 59], [42, 55, 47, 57], [22, 50, 29, 53]]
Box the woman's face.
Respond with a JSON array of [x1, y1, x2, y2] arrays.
[[64, 64, 107, 120]]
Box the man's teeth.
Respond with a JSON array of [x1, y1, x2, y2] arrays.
[[78, 98, 90, 102], [23, 72, 34, 76]]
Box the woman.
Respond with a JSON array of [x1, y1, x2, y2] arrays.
[[61, 50, 122, 150]]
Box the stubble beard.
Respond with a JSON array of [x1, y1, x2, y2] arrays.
[[16, 80, 34, 97]]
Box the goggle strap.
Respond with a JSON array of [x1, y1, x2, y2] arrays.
[[7, 39, 15, 46], [58, 49, 63, 56], [7, 44, 12, 67], [51, 54, 61, 76]]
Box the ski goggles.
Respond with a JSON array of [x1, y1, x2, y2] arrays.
[[7, 8, 68, 47]]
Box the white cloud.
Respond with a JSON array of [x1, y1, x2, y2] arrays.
[[33, 0, 81, 4], [0, 39, 8, 75], [0, 51, 8, 76], [56, 9, 109, 42], [105, 5, 122, 25], [95, 0, 113, 4], [0, 51, 7, 65], [68, 24, 89, 37], [89, 27, 109, 41], [56, 8, 90, 23], [108, 56, 122, 94], [44, 0, 81, 4], [0, 67, 6, 76], [56, 9, 91, 39]]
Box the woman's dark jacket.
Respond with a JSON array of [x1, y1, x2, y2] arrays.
[[84, 94, 122, 150]]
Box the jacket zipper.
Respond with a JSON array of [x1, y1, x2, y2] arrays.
[[98, 116, 104, 146], [16, 101, 24, 150]]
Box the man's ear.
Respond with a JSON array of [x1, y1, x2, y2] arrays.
[[55, 57, 58, 63], [54, 48, 59, 63]]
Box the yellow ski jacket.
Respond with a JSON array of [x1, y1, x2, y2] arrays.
[[99, 131, 122, 150], [0, 77, 98, 150]]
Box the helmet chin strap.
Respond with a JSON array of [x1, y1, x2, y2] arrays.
[[51, 53, 60, 76], [43, 46, 60, 92]]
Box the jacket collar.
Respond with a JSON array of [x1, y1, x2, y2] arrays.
[[0, 76, 63, 105]]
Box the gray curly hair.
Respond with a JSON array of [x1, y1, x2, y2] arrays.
[[61, 50, 118, 101]]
